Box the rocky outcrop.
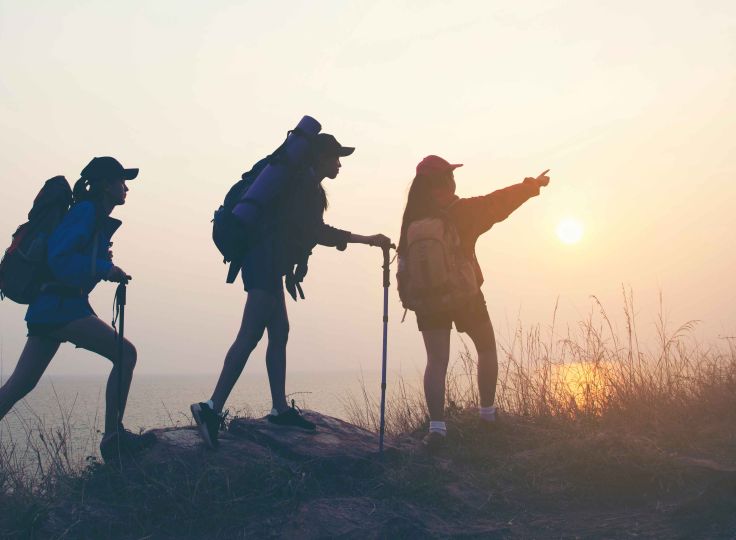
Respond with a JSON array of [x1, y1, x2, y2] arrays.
[[27, 411, 736, 538], [145, 411, 405, 472]]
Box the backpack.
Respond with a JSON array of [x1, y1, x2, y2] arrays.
[[0, 176, 73, 304], [212, 156, 270, 264], [397, 213, 480, 313], [212, 125, 312, 284]]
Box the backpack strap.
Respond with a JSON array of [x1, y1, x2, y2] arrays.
[[226, 260, 241, 284], [435, 201, 462, 246]]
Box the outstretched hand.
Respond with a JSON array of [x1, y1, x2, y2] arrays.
[[534, 169, 550, 187]]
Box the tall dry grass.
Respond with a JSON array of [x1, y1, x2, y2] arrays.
[[0, 387, 99, 498], [2, 288, 734, 504], [1, 289, 735, 538], [345, 287, 736, 435]]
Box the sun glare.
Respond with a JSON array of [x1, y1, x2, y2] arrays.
[[556, 217, 584, 245]]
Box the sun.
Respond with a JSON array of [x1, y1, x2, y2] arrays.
[[556, 217, 584, 244]]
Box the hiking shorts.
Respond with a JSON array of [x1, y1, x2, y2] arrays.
[[415, 292, 491, 333], [241, 267, 283, 294], [240, 239, 284, 294], [26, 322, 70, 341]]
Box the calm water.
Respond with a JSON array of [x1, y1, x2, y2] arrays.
[[0, 371, 421, 469]]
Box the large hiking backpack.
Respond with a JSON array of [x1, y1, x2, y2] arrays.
[[212, 156, 274, 283], [0, 176, 73, 304], [213, 121, 320, 284], [397, 215, 480, 313]]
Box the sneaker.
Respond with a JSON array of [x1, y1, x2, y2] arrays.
[[191, 401, 224, 449], [422, 430, 447, 451], [267, 400, 316, 431], [100, 427, 157, 461]]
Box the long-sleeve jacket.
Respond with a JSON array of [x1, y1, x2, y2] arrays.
[[447, 178, 540, 286], [25, 201, 119, 324], [239, 168, 350, 288], [280, 169, 350, 270]]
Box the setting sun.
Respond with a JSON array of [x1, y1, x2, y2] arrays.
[[556, 217, 584, 245]]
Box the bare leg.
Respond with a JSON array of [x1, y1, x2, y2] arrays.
[[0, 337, 60, 420], [421, 328, 452, 421], [53, 317, 138, 434], [465, 319, 498, 407], [265, 289, 289, 413], [210, 290, 276, 413]]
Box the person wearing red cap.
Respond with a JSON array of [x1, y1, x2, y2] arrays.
[[0, 156, 156, 461], [398, 155, 550, 447]]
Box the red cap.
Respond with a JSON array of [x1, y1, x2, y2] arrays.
[[416, 155, 463, 176]]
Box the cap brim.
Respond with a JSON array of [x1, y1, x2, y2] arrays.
[[337, 147, 355, 157], [123, 168, 139, 180], [449, 163, 463, 170]]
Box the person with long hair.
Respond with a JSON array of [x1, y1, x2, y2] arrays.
[[0, 156, 155, 460], [191, 133, 391, 448], [398, 155, 550, 447]]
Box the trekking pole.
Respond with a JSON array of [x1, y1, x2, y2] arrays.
[[379, 243, 396, 456], [114, 280, 128, 440]]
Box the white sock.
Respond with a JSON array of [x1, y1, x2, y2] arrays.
[[270, 408, 279, 416], [480, 406, 497, 422], [205, 399, 214, 410], [429, 420, 447, 435]]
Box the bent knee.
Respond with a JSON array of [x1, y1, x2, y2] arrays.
[[16, 378, 40, 397], [235, 330, 266, 352], [268, 323, 290, 345], [121, 341, 137, 369]]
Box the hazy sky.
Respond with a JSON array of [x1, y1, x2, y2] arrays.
[[1, 1, 734, 378]]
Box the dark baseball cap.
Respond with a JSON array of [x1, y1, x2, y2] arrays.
[[313, 133, 355, 158], [81, 156, 139, 183], [416, 155, 463, 176]]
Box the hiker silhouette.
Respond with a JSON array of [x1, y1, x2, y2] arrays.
[[191, 117, 392, 448], [0, 156, 156, 461], [396, 156, 550, 447]]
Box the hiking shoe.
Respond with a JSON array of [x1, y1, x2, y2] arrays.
[[267, 400, 316, 431], [191, 401, 224, 449], [422, 431, 447, 452], [100, 427, 157, 462]]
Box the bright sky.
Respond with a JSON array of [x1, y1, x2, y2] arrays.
[[0, 1, 734, 378]]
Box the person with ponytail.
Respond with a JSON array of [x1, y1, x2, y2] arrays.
[[191, 133, 392, 448], [398, 155, 550, 448], [0, 156, 155, 461]]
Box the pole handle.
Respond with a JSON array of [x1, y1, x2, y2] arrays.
[[381, 244, 395, 288], [116, 281, 128, 306]]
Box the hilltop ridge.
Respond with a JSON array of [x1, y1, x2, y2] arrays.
[[3, 408, 736, 538]]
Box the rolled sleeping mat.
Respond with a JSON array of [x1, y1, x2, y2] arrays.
[[232, 115, 321, 226]]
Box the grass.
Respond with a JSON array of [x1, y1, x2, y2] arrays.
[[1, 289, 735, 538], [346, 288, 735, 436]]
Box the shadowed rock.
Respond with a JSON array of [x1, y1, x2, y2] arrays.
[[137, 411, 408, 475], [228, 411, 402, 465]]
